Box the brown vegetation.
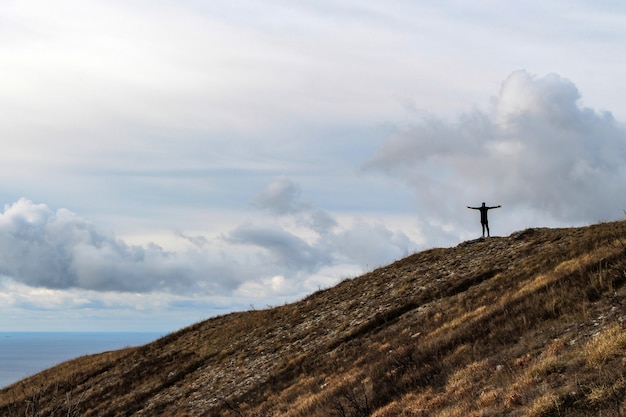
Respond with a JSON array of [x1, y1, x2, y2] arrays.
[[2, 220, 626, 416]]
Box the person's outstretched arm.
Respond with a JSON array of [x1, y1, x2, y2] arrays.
[[467, 206, 480, 210]]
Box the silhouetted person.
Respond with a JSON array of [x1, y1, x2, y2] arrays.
[[467, 202, 501, 238]]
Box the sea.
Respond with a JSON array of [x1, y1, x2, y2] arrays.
[[0, 332, 163, 389]]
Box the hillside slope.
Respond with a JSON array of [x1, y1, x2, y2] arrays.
[[2, 221, 626, 416]]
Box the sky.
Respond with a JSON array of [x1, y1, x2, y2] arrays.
[[1, 0, 625, 332]]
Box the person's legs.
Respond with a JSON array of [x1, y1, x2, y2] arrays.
[[481, 223, 486, 238], [486, 221, 490, 237]]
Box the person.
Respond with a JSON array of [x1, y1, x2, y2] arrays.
[[467, 202, 501, 238]]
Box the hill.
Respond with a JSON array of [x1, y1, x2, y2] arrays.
[[2, 221, 626, 416]]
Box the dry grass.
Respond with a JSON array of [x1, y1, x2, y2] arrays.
[[584, 323, 626, 366], [525, 392, 561, 417], [2, 220, 626, 416]]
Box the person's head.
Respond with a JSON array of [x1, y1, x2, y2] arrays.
[[482, 202, 486, 207]]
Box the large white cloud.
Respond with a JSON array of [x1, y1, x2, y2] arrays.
[[365, 70, 626, 233]]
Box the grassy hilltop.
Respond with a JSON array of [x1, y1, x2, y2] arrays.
[[2, 221, 626, 416]]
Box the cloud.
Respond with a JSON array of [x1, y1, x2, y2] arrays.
[[253, 177, 338, 233], [327, 221, 414, 268], [365, 70, 626, 231], [229, 177, 417, 276], [174, 230, 209, 249], [0, 198, 238, 294], [227, 224, 333, 273], [253, 177, 304, 215], [0, 184, 417, 299]]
